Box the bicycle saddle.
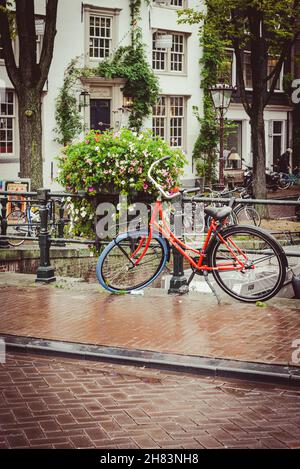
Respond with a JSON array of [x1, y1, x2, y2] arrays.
[[204, 206, 232, 221]]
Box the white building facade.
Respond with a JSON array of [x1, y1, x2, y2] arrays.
[[0, 0, 293, 189], [0, 0, 203, 189]]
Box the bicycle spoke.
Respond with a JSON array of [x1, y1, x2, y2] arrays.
[[99, 235, 166, 291], [211, 227, 285, 302]]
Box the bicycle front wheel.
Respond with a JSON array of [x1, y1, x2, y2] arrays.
[[97, 232, 168, 293], [6, 210, 27, 247], [234, 205, 261, 227], [278, 175, 292, 190], [209, 225, 287, 303]]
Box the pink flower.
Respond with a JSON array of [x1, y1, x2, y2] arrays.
[[137, 167, 143, 174], [88, 187, 95, 193], [129, 167, 134, 173], [143, 183, 149, 190]]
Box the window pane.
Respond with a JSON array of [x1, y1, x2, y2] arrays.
[[243, 53, 252, 89], [268, 58, 281, 91], [0, 91, 14, 154], [224, 50, 233, 85], [226, 121, 242, 169], [273, 135, 282, 162], [171, 0, 184, 6], [171, 34, 184, 72], [152, 97, 166, 138], [273, 121, 282, 135], [170, 96, 184, 147], [89, 15, 112, 59], [152, 33, 167, 71]]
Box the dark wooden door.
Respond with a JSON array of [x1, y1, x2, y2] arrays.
[[90, 99, 111, 132]]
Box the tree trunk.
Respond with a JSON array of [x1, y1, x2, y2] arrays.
[[18, 88, 43, 190], [250, 107, 269, 218]]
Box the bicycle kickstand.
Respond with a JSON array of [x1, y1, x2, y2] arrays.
[[203, 271, 222, 305]]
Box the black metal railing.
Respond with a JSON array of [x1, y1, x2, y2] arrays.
[[0, 189, 93, 283], [1, 189, 300, 294]]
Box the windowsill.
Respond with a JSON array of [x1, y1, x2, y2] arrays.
[[245, 87, 284, 94], [154, 71, 187, 77], [0, 157, 18, 163], [87, 57, 113, 67]]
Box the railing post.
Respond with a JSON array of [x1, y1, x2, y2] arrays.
[[0, 197, 9, 249], [36, 189, 56, 283], [53, 199, 66, 247], [168, 197, 188, 294]]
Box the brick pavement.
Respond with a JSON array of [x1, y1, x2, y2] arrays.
[[1, 351, 300, 449], [0, 285, 300, 367]]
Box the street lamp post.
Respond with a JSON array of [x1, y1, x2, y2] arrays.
[[208, 82, 235, 187]]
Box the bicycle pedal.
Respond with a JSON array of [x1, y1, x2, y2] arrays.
[[177, 285, 190, 295]]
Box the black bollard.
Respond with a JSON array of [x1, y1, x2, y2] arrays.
[[0, 197, 9, 249], [36, 189, 56, 283], [168, 197, 188, 294]]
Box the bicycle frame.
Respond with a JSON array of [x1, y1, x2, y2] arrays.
[[130, 199, 251, 273]]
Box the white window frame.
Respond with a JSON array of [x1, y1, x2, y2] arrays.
[[152, 31, 187, 75], [269, 120, 286, 164], [267, 58, 284, 92], [84, 6, 121, 66], [153, 95, 186, 149], [243, 51, 252, 91], [243, 51, 284, 92], [0, 90, 16, 157], [153, 0, 186, 8]]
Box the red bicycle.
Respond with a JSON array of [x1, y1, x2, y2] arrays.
[[97, 156, 287, 303]]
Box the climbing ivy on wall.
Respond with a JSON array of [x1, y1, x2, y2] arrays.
[[54, 0, 159, 142], [179, 5, 232, 185], [54, 58, 82, 146]]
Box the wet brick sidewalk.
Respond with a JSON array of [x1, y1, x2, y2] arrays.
[[1, 351, 300, 449], [0, 285, 300, 367]]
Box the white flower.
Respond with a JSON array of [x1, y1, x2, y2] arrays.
[[95, 146, 99, 151], [121, 181, 126, 186]]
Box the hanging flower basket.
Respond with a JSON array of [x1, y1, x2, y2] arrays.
[[57, 128, 186, 239]]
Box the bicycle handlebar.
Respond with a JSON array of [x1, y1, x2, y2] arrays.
[[147, 156, 181, 200]]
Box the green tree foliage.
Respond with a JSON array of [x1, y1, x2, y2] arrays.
[[191, 24, 227, 183], [179, 0, 300, 199]]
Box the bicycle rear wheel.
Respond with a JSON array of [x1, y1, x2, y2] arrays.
[[6, 210, 27, 247], [209, 225, 287, 302], [97, 231, 168, 293]]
